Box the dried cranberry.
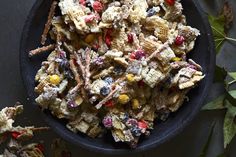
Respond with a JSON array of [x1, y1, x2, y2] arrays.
[[92, 43, 100, 51], [84, 15, 95, 23], [103, 116, 113, 128], [175, 35, 185, 45], [105, 35, 112, 47], [135, 50, 146, 60], [165, 0, 175, 6], [104, 100, 114, 107], [11, 131, 21, 139], [127, 33, 134, 43], [137, 80, 145, 87], [36, 144, 44, 152], [92, 1, 103, 12], [126, 118, 138, 127], [130, 52, 136, 59], [138, 120, 148, 129], [79, 0, 86, 6]]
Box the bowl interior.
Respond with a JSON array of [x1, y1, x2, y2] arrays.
[[20, 0, 215, 154]]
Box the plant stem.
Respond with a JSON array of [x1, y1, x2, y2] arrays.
[[228, 80, 236, 85], [225, 37, 236, 42]]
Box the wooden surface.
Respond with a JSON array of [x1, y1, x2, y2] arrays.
[[0, 0, 235, 156]]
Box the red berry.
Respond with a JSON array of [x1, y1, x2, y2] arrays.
[[127, 33, 134, 43], [134, 50, 146, 60], [92, 43, 100, 50], [84, 15, 95, 23], [93, 1, 103, 12], [130, 52, 136, 59], [36, 144, 44, 152], [79, 0, 86, 6], [105, 100, 114, 107], [138, 120, 148, 129], [11, 131, 21, 139], [137, 80, 145, 87], [165, 0, 175, 6], [105, 35, 112, 47], [175, 35, 185, 46]]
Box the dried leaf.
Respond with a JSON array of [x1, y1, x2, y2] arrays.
[[223, 102, 236, 148], [221, 1, 234, 30], [202, 94, 226, 110], [208, 2, 235, 53], [199, 122, 216, 157]]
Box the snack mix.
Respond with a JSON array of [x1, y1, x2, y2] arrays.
[[30, 0, 205, 148], [0, 103, 48, 157]]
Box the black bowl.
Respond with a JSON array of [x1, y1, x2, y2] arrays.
[[20, 0, 215, 154]]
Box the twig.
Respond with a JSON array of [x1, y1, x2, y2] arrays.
[[41, 1, 58, 45], [29, 44, 55, 57]]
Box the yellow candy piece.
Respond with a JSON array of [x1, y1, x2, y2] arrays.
[[171, 57, 182, 62], [75, 95, 83, 106], [126, 74, 135, 83], [49, 75, 61, 85], [132, 99, 140, 110], [118, 94, 130, 104], [85, 34, 95, 43]]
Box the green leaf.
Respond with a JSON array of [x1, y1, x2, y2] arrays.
[[202, 95, 226, 110], [214, 65, 227, 83], [225, 90, 236, 107], [199, 122, 216, 157], [217, 153, 226, 157], [228, 72, 236, 80], [223, 102, 236, 148], [208, 15, 226, 53]]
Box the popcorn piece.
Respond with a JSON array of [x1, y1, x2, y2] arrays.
[[129, 0, 148, 23]]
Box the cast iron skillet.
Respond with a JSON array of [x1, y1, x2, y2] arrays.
[[20, 0, 215, 154]]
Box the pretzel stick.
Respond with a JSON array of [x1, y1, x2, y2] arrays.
[[29, 44, 55, 57], [95, 87, 118, 109], [145, 41, 169, 62], [41, 1, 58, 45], [95, 77, 125, 109], [84, 48, 91, 90], [74, 52, 85, 75], [69, 59, 82, 84], [11, 126, 49, 132]]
